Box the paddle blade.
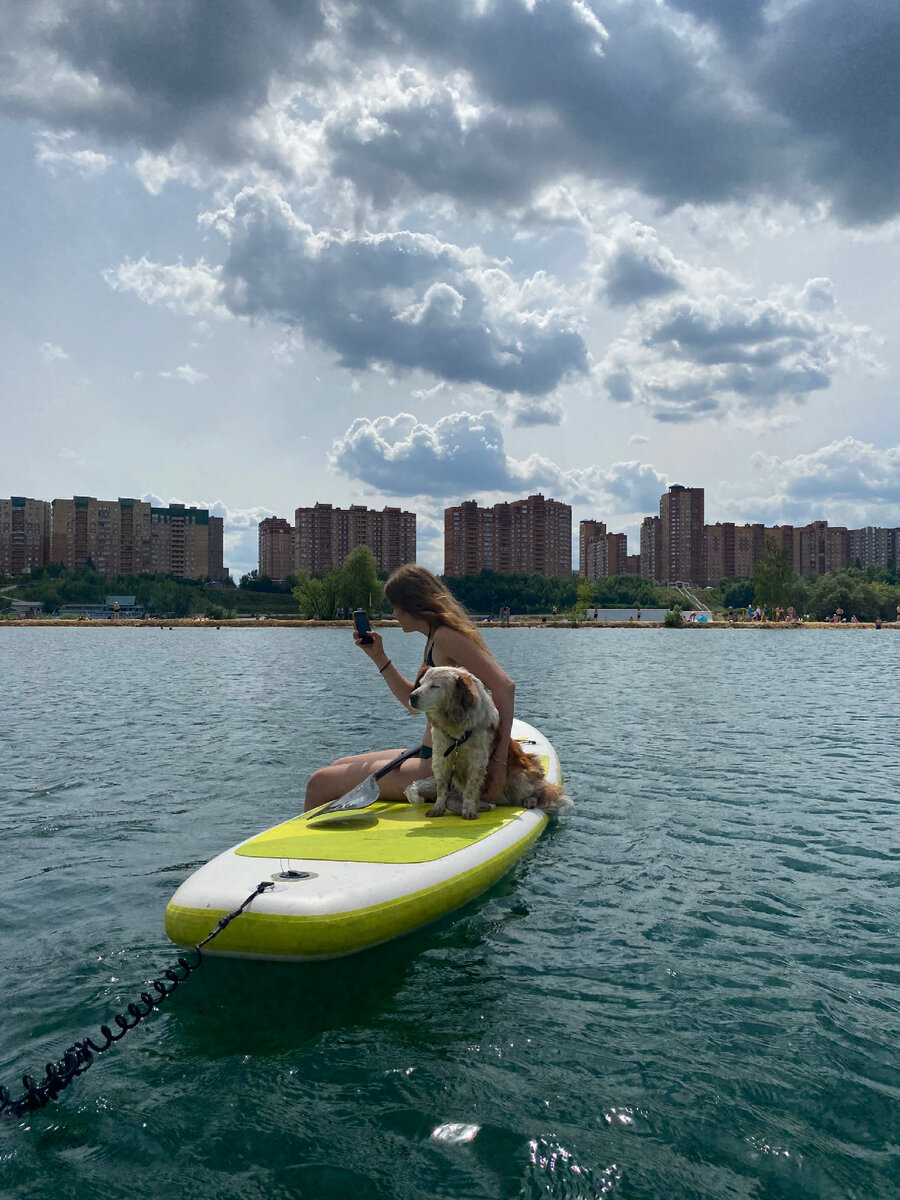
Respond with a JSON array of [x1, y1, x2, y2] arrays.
[[307, 772, 380, 821]]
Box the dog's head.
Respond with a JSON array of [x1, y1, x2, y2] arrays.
[[409, 666, 492, 730]]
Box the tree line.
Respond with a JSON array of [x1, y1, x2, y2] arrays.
[[2, 563, 294, 618], [442, 569, 680, 615], [714, 535, 900, 621], [6, 549, 899, 622]]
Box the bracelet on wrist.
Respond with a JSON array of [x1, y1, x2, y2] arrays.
[[378, 658, 392, 674]]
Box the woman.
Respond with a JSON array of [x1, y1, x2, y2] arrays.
[[303, 564, 515, 811]]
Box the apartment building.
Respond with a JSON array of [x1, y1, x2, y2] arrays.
[[258, 517, 296, 582], [659, 485, 705, 585], [445, 494, 571, 578], [848, 526, 898, 568], [640, 515, 661, 582], [579, 520, 606, 578], [793, 521, 849, 577], [293, 503, 416, 576], [0, 497, 51, 577], [734, 524, 766, 579], [47, 496, 226, 580], [607, 532, 629, 577]]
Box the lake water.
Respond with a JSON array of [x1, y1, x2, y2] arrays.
[[1, 627, 898, 1199]]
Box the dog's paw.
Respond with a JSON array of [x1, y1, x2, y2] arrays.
[[425, 805, 447, 818], [460, 809, 478, 820]]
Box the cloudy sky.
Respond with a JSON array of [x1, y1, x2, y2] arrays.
[[3, 0, 899, 577]]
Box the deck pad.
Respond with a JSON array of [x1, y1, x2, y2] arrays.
[[236, 801, 533, 865]]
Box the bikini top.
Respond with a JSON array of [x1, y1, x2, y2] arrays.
[[413, 628, 437, 688]]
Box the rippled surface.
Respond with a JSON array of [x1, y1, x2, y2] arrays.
[[1, 627, 898, 1199]]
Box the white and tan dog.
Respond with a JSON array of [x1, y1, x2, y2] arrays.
[[408, 666, 571, 820]]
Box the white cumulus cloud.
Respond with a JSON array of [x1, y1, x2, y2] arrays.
[[329, 409, 668, 515]]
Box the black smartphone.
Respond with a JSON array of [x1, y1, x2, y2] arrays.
[[354, 608, 374, 644]]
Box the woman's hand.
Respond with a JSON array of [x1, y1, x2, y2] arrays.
[[353, 627, 384, 662], [481, 755, 507, 802]]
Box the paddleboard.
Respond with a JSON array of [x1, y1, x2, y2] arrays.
[[165, 718, 562, 961]]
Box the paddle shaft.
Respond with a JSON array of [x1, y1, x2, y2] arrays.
[[371, 744, 425, 781]]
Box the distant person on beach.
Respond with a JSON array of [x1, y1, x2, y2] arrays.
[[303, 564, 515, 811]]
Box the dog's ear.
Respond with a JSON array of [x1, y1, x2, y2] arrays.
[[447, 672, 478, 725]]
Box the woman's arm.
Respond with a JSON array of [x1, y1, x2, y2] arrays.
[[432, 626, 515, 799], [354, 628, 421, 714]]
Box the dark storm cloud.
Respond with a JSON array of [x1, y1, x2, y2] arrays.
[[5, 0, 324, 155], [664, 0, 768, 46], [211, 188, 588, 395], [332, 0, 784, 211], [757, 0, 900, 224], [4, 0, 900, 225], [334, 0, 900, 225]]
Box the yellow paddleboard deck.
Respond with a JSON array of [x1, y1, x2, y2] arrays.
[[165, 720, 561, 961]]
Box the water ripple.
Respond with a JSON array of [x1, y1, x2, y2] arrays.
[[1, 627, 899, 1199]]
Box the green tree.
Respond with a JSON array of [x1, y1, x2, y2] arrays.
[[337, 546, 384, 614], [293, 570, 336, 619], [663, 604, 684, 627], [575, 578, 594, 620], [753, 536, 793, 612]]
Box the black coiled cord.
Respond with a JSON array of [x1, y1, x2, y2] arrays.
[[0, 880, 274, 1120]]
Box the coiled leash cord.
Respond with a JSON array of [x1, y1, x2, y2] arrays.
[[0, 880, 274, 1120]]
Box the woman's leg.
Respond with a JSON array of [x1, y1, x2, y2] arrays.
[[304, 749, 435, 811]]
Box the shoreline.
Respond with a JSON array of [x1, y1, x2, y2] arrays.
[[2, 618, 898, 630]]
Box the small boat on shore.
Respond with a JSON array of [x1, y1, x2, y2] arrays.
[[165, 718, 562, 961]]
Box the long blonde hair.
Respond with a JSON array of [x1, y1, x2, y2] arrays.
[[384, 564, 488, 652]]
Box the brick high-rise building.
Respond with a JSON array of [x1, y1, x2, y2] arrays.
[[705, 522, 735, 585], [606, 532, 628, 577], [659, 485, 705, 585], [848, 526, 899, 568], [579, 520, 606, 578], [48, 496, 225, 580], [445, 494, 571, 577], [294, 503, 415, 576], [703, 522, 795, 584], [793, 521, 849, 576], [0, 497, 51, 577], [207, 515, 228, 582], [258, 517, 296, 582], [640, 515, 661, 581], [734, 523, 765, 579]]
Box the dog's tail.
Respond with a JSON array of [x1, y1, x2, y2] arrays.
[[538, 779, 572, 811], [506, 739, 573, 813]]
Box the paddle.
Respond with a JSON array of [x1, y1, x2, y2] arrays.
[[306, 744, 424, 825]]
